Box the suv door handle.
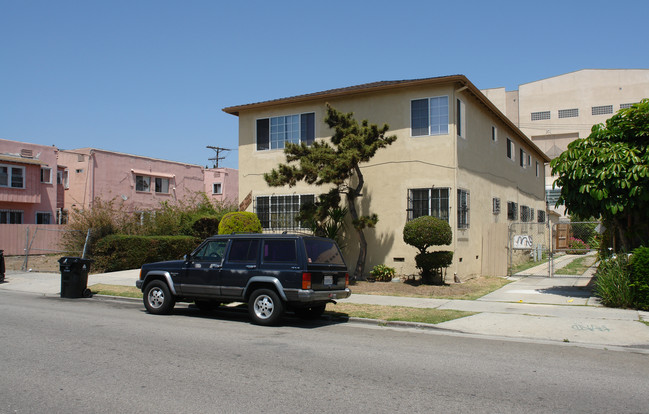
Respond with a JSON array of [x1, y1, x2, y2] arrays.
[[246, 265, 257, 269]]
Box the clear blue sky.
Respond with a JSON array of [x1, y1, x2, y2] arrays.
[[2, 0, 648, 169]]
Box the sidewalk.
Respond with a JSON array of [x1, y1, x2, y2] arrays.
[[2, 266, 648, 351]]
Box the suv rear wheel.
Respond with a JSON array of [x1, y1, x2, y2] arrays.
[[249, 289, 284, 326], [144, 280, 176, 315]]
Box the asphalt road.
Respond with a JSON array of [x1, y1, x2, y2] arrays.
[[1, 291, 648, 414]]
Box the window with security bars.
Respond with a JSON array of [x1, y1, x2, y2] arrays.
[[558, 108, 578, 118], [531, 111, 550, 121], [457, 189, 470, 229], [537, 210, 546, 223], [592, 105, 613, 116], [407, 188, 450, 221], [0, 209, 23, 224], [255, 194, 315, 230], [507, 201, 518, 221], [493, 197, 501, 214], [620, 103, 636, 109], [520, 205, 531, 222]]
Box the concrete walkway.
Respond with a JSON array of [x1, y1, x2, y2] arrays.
[[2, 266, 648, 351]]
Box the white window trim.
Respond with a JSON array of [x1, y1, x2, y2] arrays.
[[0, 164, 26, 189], [410, 95, 450, 137], [213, 182, 223, 195], [491, 126, 498, 142], [507, 138, 515, 161], [41, 167, 53, 184], [135, 175, 151, 192]]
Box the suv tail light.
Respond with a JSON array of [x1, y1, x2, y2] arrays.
[[302, 273, 312, 290], [345, 273, 349, 288]]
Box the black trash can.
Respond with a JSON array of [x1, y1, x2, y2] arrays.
[[0, 249, 5, 283], [58, 257, 92, 298]]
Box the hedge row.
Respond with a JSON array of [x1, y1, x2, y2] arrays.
[[93, 234, 201, 272]]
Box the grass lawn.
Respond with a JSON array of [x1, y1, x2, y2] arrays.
[[325, 303, 475, 324], [350, 276, 511, 300], [555, 255, 597, 275], [90, 284, 143, 298]]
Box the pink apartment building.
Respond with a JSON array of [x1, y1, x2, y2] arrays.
[[1, 139, 238, 224], [0, 139, 65, 224]]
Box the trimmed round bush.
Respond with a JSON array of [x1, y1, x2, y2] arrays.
[[218, 212, 262, 234], [403, 216, 452, 252], [415, 251, 454, 284], [191, 216, 220, 239]]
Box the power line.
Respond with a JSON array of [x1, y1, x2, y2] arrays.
[[206, 146, 231, 168]]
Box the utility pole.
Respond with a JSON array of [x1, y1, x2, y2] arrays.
[[206, 146, 230, 168]]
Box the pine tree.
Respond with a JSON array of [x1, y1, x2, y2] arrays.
[[264, 104, 397, 279]]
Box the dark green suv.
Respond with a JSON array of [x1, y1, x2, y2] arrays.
[[136, 234, 351, 325]]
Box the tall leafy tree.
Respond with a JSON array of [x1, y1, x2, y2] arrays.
[[264, 104, 397, 279], [550, 99, 649, 250]]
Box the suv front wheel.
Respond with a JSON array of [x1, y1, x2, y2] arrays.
[[143, 280, 176, 315], [249, 289, 284, 326]]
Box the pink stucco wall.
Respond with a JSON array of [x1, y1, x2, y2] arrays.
[[204, 167, 238, 206], [0, 139, 61, 224], [58, 148, 207, 211]]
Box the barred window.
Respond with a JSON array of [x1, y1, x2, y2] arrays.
[[537, 210, 546, 223], [558, 108, 578, 118], [531, 111, 551, 121], [592, 105, 613, 116], [520, 205, 531, 222], [457, 189, 470, 229], [255, 194, 315, 230], [507, 201, 518, 221], [493, 197, 501, 214], [620, 103, 636, 109], [407, 188, 450, 221]]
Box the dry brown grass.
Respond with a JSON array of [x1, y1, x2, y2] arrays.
[[350, 277, 511, 300], [4, 255, 61, 272]]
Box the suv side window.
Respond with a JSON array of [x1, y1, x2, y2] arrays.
[[193, 240, 228, 262], [263, 239, 297, 263], [227, 239, 259, 263]]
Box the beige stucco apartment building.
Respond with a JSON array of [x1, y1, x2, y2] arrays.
[[482, 69, 649, 214], [224, 75, 549, 279]]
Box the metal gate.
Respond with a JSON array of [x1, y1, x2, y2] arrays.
[[508, 221, 604, 277], [508, 222, 551, 277]]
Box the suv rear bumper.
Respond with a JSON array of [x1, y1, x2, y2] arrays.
[[286, 288, 351, 302]]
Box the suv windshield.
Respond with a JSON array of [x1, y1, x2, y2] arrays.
[[304, 238, 345, 265]]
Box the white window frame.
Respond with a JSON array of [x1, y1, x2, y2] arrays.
[[255, 194, 315, 230], [41, 167, 53, 184], [0, 164, 25, 189], [491, 126, 498, 142], [57, 169, 69, 189], [135, 175, 151, 192], [407, 188, 450, 222], [154, 177, 170, 194], [256, 112, 315, 151], [213, 182, 222, 195], [410, 96, 449, 137]]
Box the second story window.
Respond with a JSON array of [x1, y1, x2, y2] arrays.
[[411, 96, 449, 136], [155, 177, 169, 194], [41, 167, 52, 184], [136, 175, 150, 192], [256, 113, 315, 151], [213, 183, 222, 195], [0, 164, 25, 188]]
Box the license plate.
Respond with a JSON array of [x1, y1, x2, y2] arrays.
[[323, 275, 333, 285]]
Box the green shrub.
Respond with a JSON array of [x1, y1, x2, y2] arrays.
[[403, 216, 453, 284], [403, 216, 452, 252], [594, 254, 634, 308], [630, 246, 649, 310], [218, 212, 262, 234], [415, 251, 454, 284], [191, 216, 221, 239], [566, 237, 590, 255], [369, 264, 396, 282], [93, 235, 201, 272]]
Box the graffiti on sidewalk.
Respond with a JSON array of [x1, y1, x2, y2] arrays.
[[572, 323, 611, 332]]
